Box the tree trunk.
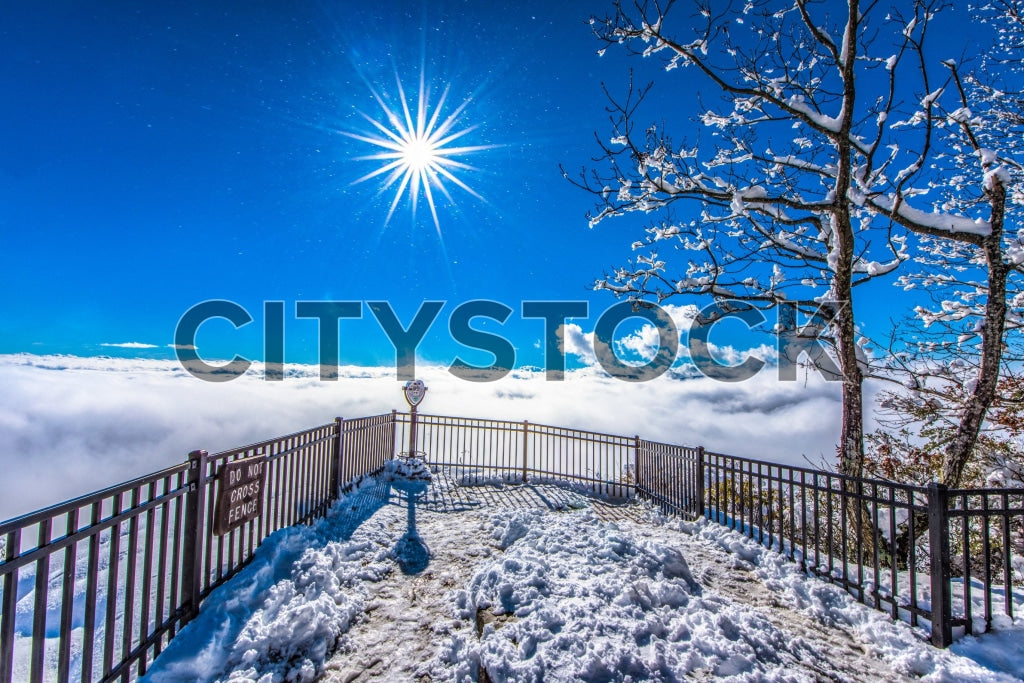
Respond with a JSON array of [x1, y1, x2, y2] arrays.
[[835, 269, 866, 478], [942, 185, 1009, 488], [895, 185, 1007, 566], [833, 0, 865, 479]]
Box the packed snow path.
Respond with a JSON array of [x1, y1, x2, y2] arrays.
[[144, 462, 1021, 682]]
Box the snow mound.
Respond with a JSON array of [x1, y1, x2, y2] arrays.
[[384, 456, 432, 483], [223, 538, 385, 681], [432, 509, 825, 682]]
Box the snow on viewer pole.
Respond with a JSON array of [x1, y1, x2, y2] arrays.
[[403, 380, 427, 458]]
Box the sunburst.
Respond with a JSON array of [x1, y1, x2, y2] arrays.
[[344, 72, 493, 235]]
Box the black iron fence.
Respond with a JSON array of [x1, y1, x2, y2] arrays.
[[1, 410, 1022, 682], [395, 412, 1021, 648], [0, 414, 394, 683], [642, 448, 1023, 648], [395, 412, 636, 498]]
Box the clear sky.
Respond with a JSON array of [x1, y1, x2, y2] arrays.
[[0, 1, 649, 367], [0, 0, 986, 372]]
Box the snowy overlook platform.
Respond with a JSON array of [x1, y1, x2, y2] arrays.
[[142, 459, 1023, 683]]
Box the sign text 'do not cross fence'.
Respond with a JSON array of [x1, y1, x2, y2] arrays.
[[213, 455, 267, 536]]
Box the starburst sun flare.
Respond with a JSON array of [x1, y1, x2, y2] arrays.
[[345, 73, 494, 235]]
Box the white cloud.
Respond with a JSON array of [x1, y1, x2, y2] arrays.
[[0, 353, 875, 522], [616, 321, 666, 361], [100, 342, 159, 349], [557, 323, 596, 365], [616, 303, 699, 359]]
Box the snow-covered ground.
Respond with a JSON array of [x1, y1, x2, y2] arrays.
[[142, 461, 1024, 682]]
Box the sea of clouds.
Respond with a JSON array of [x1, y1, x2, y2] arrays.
[[0, 353, 880, 521]]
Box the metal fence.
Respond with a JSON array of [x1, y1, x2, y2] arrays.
[[0, 414, 394, 683], [397, 412, 1022, 648], [643, 447, 1023, 648], [2, 409, 1022, 683], [395, 412, 636, 498]]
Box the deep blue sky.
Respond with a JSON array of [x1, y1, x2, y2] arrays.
[[0, 1, 986, 371], [1, 0, 669, 368]]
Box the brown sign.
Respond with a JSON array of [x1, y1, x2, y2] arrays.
[[213, 455, 267, 536]]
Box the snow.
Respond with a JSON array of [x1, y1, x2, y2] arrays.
[[985, 166, 1012, 191], [680, 518, 1024, 682], [869, 194, 992, 236], [784, 94, 842, 133], [131, 465, 1024, 682]]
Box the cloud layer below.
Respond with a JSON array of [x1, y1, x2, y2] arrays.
[[0, 353, 868, 521]]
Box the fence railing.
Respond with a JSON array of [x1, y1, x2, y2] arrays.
[[0, 414, 395, 683], [395, 412, 636, 498], [2, 409, 1022, 683], [638, 446, 1023, 648], [396, 412, 1021, 648]]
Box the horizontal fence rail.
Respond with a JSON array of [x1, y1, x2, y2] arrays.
[[2, 408, 1022, 683], [0, 414, 395, 682]]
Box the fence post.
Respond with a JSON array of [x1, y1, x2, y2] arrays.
[[333, 417, 344, 495], [633, 436, 641, 500], [696, 446, 706, 519], [391, 409, 398, 458], [181, 449, 208, 624], [522, 421, 529, 483], [927, 481, 953, 648]]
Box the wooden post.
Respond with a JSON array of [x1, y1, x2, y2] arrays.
[[927, 481, 953, 648], [521, 421, 529, 483], [181, 449, 208, 624]]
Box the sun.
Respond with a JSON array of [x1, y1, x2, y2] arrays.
[[343, 72, 494, 236], [402, 136, 437, 172]]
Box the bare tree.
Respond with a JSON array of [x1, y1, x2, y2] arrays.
[[571, 0, 968, 477]]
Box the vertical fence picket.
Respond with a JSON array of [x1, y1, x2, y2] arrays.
[[1001, 491, 1013, 620], [56, 508, 78, 683], [81, 503, 100, 681], [521, 421, 529, 484], [30, 518, 51, 683], [633, 436, 641, 501]]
